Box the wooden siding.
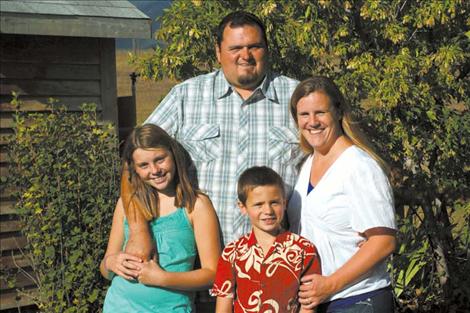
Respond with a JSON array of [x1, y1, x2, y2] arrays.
[[0, 33, 118, 310]]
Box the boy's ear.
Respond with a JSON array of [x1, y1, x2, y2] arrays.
[[237, 200, 247, 215]]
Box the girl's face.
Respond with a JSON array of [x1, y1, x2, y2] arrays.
[[132, 147, 176, 194], [296, 91, 342, 153]]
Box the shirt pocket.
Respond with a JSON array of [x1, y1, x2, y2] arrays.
[[268, 126, 303, 164], [178, 124, 221, 162]]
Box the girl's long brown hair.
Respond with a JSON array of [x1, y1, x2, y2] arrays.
[[121, 124, 199, 221]]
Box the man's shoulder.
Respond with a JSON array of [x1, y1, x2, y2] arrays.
[[269, 72, 299, 88]]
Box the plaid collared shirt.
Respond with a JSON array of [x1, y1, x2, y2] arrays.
[[145, 70, 302, 244]]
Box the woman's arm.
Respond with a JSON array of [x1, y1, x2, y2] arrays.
[[136, 194, 222, 290], [100, 198, 143, 280], [298, 227, 396, 308]]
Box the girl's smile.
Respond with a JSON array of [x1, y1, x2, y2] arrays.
[[133, 147, 176, 194]]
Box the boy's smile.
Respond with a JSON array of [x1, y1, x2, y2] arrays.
[[239, 185, 286, 237]]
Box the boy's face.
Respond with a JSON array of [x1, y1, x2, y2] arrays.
[[239, 185, 286, 237]]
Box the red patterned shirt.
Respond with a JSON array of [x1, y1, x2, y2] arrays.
[[211, 230, 321, 313]]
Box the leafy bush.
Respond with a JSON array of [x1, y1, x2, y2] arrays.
[[132, 1, 469, 311], [4, 98, 120, 312]]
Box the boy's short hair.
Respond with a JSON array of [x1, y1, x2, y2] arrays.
[[237, 166, 285, 205]]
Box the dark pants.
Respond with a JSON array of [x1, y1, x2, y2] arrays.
[[195, 300, 216, 313], [318, 289, 394, 313]]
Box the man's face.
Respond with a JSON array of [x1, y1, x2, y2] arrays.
[[216, 24, 268, 92]]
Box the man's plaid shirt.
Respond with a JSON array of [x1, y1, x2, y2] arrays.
[[145, 70, 302, 244]]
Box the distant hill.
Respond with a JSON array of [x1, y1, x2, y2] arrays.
[[116, 0, 172, 50]]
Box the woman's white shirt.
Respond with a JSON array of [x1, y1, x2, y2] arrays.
[[287, 145, 396, 301]]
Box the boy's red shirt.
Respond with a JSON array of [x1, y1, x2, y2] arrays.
[[211, 230, 321, 312]]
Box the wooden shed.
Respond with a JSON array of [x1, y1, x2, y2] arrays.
[[0, 1, 150, 310]]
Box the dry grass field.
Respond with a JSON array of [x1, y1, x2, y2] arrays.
[[116, 50, 176, 124]]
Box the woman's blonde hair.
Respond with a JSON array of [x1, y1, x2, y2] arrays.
[[290, 76, 389, 175], [121, 124, 199, 220]]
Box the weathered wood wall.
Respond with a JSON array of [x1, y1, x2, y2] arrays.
[[0, 33, 118, 310]]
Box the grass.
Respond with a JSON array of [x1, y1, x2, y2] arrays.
[[116, 50, 176, 124]]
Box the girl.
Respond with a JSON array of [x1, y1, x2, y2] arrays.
[[100, 124, 221, 312]]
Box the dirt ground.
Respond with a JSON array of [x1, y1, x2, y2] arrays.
[[116, 50, 176, 124]]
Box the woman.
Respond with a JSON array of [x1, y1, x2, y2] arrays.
[[287, 76, 396, 312], [100, 124, 221, 312]]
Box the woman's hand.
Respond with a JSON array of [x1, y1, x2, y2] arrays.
[[104, 252, 142, 280], [298, 229, 396, 309], [136, 259, 168, 286], [298, 274, 336, 310]]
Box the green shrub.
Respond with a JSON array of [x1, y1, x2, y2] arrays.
[[5, 98, 120, 312]]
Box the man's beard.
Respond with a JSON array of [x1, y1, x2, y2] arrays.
[[237, 73, 262, 87]]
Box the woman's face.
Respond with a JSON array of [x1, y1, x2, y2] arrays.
[[296, 91, 342, 153], [132, 147, 176, 194]]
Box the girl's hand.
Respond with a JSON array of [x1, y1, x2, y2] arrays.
[[137, 258, 168, 286], [298, 274, 335, 309], [104, 252, 142, 280]]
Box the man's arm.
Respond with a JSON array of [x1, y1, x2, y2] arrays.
[[134, 195, 221, 289], [125, 85, 181, 260], [121, 168, 154, 261], [100, 198, 143, 280]]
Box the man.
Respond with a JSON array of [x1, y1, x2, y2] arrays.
[[124, 9, 301, 261]]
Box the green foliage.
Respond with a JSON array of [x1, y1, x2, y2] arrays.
[[4, 97, 119, 312], [133, 0, 470, 311]]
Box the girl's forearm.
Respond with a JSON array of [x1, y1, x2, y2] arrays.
[[151, 268, 216, 291], [100, 255, 113, 280]]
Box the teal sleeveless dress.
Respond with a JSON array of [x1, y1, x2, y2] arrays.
[[103, 208, 196, 313]]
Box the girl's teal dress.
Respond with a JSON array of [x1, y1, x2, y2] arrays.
[[103, 208, 196, 313]]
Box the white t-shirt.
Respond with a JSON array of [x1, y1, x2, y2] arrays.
[[287, 145, 396, 301]]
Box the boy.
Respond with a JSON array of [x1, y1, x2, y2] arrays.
[[211, 166, 321, 313]]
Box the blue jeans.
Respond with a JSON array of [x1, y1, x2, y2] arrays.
[[318, 289, 394, 313]]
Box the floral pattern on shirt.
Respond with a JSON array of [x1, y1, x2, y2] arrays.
[[211, 230, 321, 313]]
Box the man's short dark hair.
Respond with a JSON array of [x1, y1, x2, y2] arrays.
[[216, 11, 268, 47], [237, 166, 285, 205]]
